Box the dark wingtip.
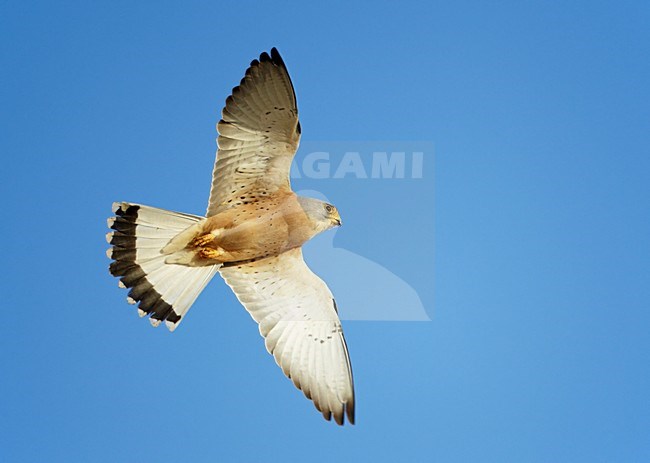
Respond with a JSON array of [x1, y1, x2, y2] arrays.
[[270, 47, 285, 67], [259, 51, 272, 63], [346, 400, 355, 425]]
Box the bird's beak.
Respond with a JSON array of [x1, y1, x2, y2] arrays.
[[329, 210, 342, 227]]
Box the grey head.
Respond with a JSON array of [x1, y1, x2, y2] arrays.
[[296, 196, 342, 235]]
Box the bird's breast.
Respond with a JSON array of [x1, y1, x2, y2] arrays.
[[200, 197, 313, 262]]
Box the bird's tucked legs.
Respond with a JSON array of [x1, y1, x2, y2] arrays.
[[191, 231, 219, 248], [198, 247, 224, 260]]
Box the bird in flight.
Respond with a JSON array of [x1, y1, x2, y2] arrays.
[[106, 48, 355, 425]]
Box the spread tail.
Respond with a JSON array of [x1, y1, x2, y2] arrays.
[[106, 202, 219, 331]]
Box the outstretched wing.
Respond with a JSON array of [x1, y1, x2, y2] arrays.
[[219, 248, 355, 425], [207, 48, 301, 216]]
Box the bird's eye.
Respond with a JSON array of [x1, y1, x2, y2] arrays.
[[325, 205, 333, 213]]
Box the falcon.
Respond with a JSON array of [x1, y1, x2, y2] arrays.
[[106, 48, 355, 425]]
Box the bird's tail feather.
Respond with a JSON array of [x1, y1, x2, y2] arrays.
[[106, 202, 219, 331]]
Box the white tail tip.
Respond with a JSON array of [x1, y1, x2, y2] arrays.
[[112, 201, 129, 214]]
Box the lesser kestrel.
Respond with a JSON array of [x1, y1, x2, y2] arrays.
[[106, 48, 355, 425]]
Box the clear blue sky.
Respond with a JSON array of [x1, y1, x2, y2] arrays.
[[1, 1, 649, 462]]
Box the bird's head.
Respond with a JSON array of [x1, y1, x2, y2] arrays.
[[297, 196, 342, 234], [324, 203, 342, 227]]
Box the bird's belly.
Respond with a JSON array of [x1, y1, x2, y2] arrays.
[[194, 196, 312, 264], [216, 221, 290, 261], [201, 214, 307, 263]]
